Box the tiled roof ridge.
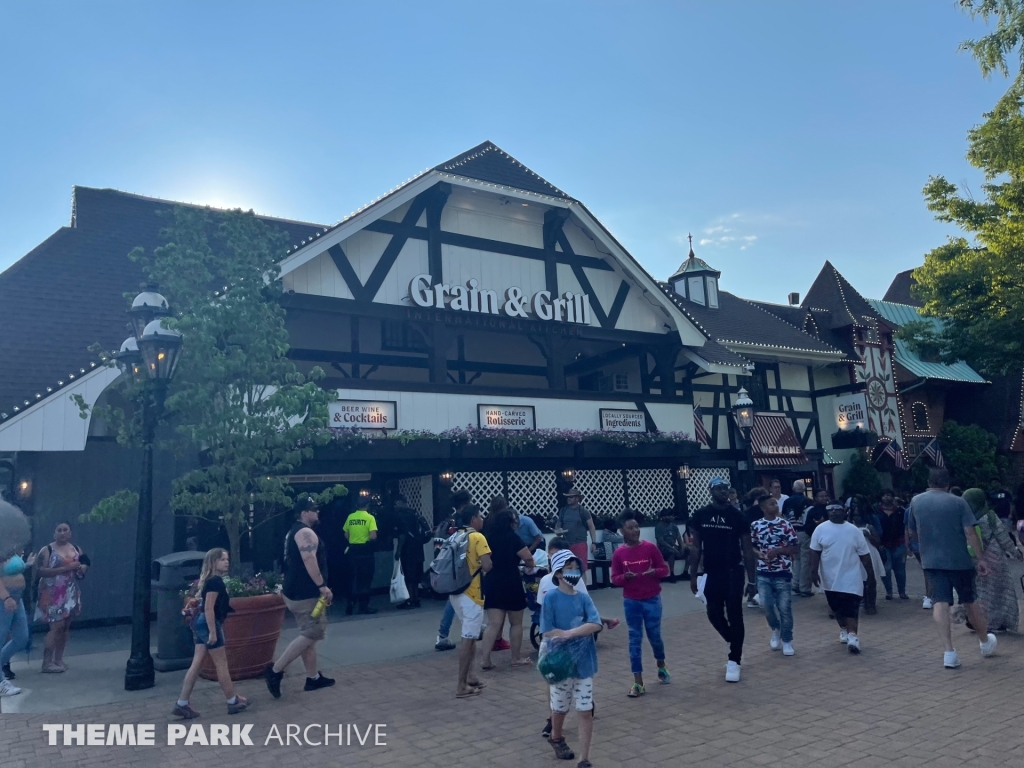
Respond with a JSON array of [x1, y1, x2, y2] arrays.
[[72, 186, 327, 231], [435, 141, 571, 199], [743, 297, 845, 356]]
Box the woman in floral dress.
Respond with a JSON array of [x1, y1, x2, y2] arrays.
[[963, 489, 1023, 632], [34, 522, 88, 672]]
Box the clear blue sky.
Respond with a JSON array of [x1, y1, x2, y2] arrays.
[[0, 2, 1008, 303]]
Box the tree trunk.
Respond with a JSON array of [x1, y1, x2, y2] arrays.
[[225, 516, 242, 575]]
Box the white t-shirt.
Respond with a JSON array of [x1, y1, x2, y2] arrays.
[[537, 572, 589, 605], [809, 520, 870, 596]]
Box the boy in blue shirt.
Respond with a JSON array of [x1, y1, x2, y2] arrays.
[[540, 550, 602, 767]]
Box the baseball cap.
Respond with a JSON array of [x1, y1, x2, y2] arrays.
[[709, 477, 730, 490], [297, 496, 320, 512]]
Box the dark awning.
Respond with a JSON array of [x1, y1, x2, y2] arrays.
[[751, 413, 808, 467]]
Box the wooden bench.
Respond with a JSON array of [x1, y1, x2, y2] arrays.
[[589, 558, 612, 589]]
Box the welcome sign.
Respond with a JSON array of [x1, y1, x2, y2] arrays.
[[329, 400, 397, 430], [477, 404, 535, 431]]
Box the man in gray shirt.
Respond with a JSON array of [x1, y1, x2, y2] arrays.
[[556, 487, 599, 573], [907, 467, 995, 669]]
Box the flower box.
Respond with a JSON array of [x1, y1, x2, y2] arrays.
[[199, 593, 286, 681]]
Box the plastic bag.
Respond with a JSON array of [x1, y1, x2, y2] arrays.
[[390, 561, 409, 604], [537, 639, 577, 684]]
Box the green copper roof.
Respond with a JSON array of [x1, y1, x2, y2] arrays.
[[670, 250, 721, 279], [865, 298, 986, 384]]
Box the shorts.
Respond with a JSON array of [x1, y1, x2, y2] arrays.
[[192, 614, 225, 650], [924, 569, 976, 605], [449, 593, 485, 639], [824, 591, 861, 621], [284, 595, 328, 641], [549, 677, 594, 713]]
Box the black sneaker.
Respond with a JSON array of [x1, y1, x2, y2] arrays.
[[264, 663, 283, 699], [2, 663, 14, 680], [541, 718, 552, 738], [435, 637, 457, 651], [304, 673, 336, 691]]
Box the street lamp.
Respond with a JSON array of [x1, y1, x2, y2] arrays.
[[123, 291, 182, 692], [733, 388, 755, 492]]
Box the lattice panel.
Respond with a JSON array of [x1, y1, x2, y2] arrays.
[[686, 467, 732, 512], [626, 469, 675, 517], [451, 471, 504, 512], [398, 475, 428, 516], [508, 470, 559, 526], [574, 469, 625, 520]]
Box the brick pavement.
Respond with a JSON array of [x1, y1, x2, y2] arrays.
[[2, 589, 1023, 768]]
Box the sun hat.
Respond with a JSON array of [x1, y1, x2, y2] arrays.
[[549, 549, 576, 574]]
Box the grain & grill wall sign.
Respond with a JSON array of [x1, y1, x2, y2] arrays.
[[329, 400, 397, 430], [599, 408, 646, 433], [409, 274, 592, 325], [477, 404, 536, 431]]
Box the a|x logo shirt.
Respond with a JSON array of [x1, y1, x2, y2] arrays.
[[690, 504, 750, 574], [750, 517, 799, 575]]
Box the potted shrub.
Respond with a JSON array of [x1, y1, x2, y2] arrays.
[[195, 572, 287, 681]]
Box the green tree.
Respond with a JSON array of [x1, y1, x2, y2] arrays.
[[939, 419, 1005, 489], [82, 207, 344, 568], [842, 449, 883, 500], [900, 1, 1024, 375]]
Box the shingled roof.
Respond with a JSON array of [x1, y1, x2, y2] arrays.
[[657, 283, 847, 360], [883, 269, 921, 306], [801, 260, 882, 330], [434, 141, 573, 200], [0, 187, 324, 419]]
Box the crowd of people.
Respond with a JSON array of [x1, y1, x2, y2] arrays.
[[4, 466, 1023, 768]]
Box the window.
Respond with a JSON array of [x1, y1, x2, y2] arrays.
[[911, 401, 930, 432], [688, 277, 705, 305], [613, 373, 629, 391], [381, 320, 427, 352], [579, 372, 612, 392], [707, 277, 719, 308]]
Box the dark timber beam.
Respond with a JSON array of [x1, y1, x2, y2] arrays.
[[424, 182, 452, 283], [543, 208, 570, 295]]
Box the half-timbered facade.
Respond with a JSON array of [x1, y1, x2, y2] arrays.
[[0, 142, 869, 619]]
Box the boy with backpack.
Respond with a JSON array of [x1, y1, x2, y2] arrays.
[[430, 504, 492, 697], [434, 489, 471, 651]]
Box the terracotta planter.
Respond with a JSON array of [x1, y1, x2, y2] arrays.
[[199, 593, 286, 681]]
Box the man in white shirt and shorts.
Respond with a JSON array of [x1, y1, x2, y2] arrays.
[[809, 502, 875, 654]]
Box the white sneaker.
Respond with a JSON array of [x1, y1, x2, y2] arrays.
[[839, 630, 849, 644], [782, 642, 795, 656], [0, 679, 21, 696], [922, 597, 933, 610], [944, 650, 961, 668], [725, 661, 741, 682], [847, 635, 861, 654], [980, 633, 998, 658], [769, 630, 781, 650]]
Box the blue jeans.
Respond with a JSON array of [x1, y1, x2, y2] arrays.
[[756, 574, 793, 644], [439, 599, 455, 639], [0, 589, 30, 666], [881, 545, 907, 597], [623, 596, 665, 674]]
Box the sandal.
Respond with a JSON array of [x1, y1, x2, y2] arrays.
[[657, 666, 671, 684], [480, 662, 496, 671], [627, 683, 645, 698], [456, 687, 483, 698], [548, 737, 575, 760], [510, 659, 533, 667], [468, 680, 487, 690], [578, 761, 593, 768]]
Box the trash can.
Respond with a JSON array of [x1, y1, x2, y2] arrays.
[[152, 551, 205, 672]]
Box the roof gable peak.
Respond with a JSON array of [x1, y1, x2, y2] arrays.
[[433, 141, 572, 200]]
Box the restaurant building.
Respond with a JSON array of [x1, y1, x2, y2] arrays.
[[0, 142, 867, 620]]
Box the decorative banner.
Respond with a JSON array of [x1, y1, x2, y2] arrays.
[[477, 404, 535, 431], [329, 400, 397, 430], [751, 413, 808, 467], [599, 408, 646, 433], [833, 393, 868, 431]]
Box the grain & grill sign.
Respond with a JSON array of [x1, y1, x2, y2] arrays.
[[329, 400, 397, 430], [833, 393, 868, 431], [477, 404, 536, 431], [599, 408, 646, 433]]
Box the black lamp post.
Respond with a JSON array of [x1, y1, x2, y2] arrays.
[[117, 289, 182, 692], [733, 388, 755, 493]]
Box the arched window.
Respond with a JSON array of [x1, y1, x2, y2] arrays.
[[911, 401, 930, 432]]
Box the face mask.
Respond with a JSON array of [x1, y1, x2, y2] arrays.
[[561, 570, 581, 586]]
